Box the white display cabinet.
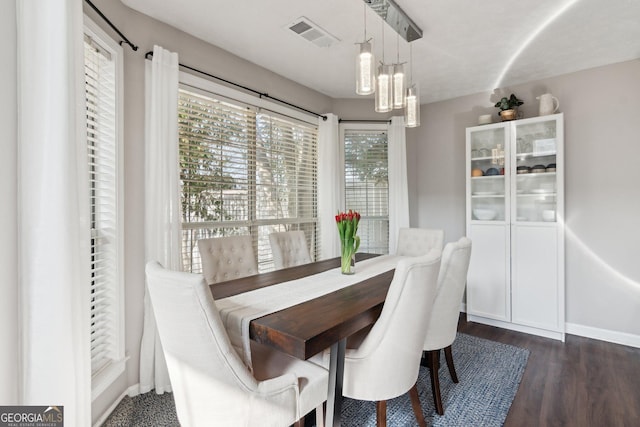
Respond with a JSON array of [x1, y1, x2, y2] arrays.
[[465, 113, 565, 341]]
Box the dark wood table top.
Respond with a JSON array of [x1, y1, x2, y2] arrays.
[[210, 253, 394, 360], [209, 252, 379, 299]]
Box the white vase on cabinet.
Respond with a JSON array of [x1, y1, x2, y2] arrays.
[[465, 113, 565, 341]]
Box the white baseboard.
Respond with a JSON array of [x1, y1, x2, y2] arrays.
[[565, 322, 640, 349], [93, 384, 140, 427], [462, 308, 640, 349], [467, 314, 565, 341]]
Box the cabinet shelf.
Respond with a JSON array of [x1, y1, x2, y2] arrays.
[[516, 193, 556, 197], [471, 156, 505, 161], [471, 175, 504, 180], [516, 151, 556, 159], [516, 171, 556, 177]]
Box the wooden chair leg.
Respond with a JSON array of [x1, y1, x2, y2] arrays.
[[293, 419, 303, 427], [420, 350, 429, 368], [429, 350, 444, 415], [376, 400, 387, 427], [408, 382, 427, 427], [444, 345, 459, 383]]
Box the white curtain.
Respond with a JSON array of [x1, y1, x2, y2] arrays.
[[16, 1, 90, 425], [139, 46, 181, 394], [388, 116, 410, 254], [317, 113, 342, 259]]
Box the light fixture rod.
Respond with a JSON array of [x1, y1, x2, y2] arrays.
[[363, 3, 367, 39], [364, 0, 423, 42]]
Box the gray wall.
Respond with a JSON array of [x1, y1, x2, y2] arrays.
[[409, 59, 640, 337], [331, 97, 394, 121], [0, 0, 18, 405]]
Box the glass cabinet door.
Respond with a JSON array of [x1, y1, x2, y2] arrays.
[[513, 118, 558, 222], [468, 126, 507, 222]]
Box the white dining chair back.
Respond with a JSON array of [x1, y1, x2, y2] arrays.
[[197, 235, 258, 285], [422, 237, 472, 415], [269, 230, 312, 270], [145, 261, 328, 427], [396, 228, 444, 257], [342, 250, 442, 426]]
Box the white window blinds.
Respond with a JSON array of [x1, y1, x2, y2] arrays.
[[85, 33, 122, 378], [178, 89, 318, 272], [344, 129, 389, 254]]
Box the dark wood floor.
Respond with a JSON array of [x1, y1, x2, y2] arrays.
[[457, 314, 640, 427]]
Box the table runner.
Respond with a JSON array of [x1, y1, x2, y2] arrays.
[[216, 255, 402, 368]]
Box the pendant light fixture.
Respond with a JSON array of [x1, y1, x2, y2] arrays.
[[375, 21, 392, 113], [405, 84, 419, 127], [392, 32, 406, 109], [404, 43, 420, 127], [361, 0, 422, 122], [355, 4, 375, 95]]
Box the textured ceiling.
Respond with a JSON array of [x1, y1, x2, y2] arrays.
[[122, 0, 640, 104]]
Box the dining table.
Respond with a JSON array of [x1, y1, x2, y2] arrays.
[[210, 253, 398, 427]]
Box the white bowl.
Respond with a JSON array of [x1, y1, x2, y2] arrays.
[[473, 208, 497, 220], [542, 210, 555, 221]]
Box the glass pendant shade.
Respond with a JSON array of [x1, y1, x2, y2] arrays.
[[404, 84, 420, 127], [392, 63, 406, 109], [356, 42, 375, 95], [375, 64, 393, 113]]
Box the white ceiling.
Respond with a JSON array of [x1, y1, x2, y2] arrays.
[[122, 0, 640, 104]]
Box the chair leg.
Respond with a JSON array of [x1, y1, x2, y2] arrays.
[[428, 350, 444, 415], [376, 400, 387, 427], [408, 382, 427, 427], [420, 350, 428, 367], [444, 345, 459, 383], [315, 403, 325, 427]]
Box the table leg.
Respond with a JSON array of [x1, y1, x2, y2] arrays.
[[325, 338, 346, 427]]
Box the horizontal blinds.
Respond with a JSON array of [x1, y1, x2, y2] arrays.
[[344, 130, 389, 254], [85, 37, 118, 375], [178, 89, 318, 273], [255, 114, 318, 269]]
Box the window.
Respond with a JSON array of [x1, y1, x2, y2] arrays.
[[84, 18, 125, 399], [342, 126, 389, 254], [178, 87, 318, 272]]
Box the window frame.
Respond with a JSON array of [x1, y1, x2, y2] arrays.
[[339, 122, 390, 254], [84, 15, 126, 401], [178, 72, 320, 272]]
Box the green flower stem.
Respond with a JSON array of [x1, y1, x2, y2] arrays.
[[336, 211, 361, 274]]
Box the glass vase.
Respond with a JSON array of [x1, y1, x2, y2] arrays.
[[341, 245, 355, 275]]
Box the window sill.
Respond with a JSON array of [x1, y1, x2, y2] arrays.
[[91, 356, 129, 401]]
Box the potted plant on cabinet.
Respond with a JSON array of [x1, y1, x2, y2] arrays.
[[494, 94, 523, 121]]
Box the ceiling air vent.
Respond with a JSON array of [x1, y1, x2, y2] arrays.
[[286, 17, 339, 48]]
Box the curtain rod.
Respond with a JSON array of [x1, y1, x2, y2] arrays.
[[85, 0, 138, 51], [145, 51, 327, 121], [339, 119, 391, 124]]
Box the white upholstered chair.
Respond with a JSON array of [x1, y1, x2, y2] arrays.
[[269, 230, 312, 270], [197, 235, 258, 285], [145, 261, 328, 427], [396, 228, 444, 257], [422, 237, 472, 415], [341, 251, 442, 426]]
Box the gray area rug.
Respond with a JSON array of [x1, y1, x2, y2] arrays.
[[104, 333, 528, 426]]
